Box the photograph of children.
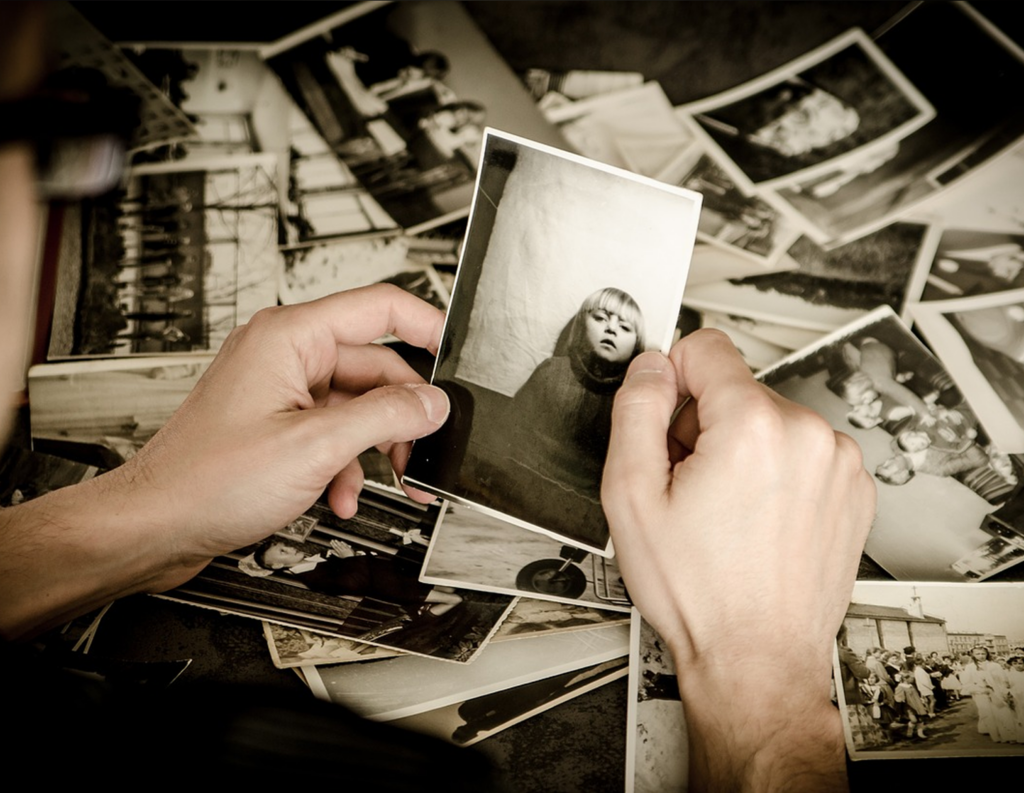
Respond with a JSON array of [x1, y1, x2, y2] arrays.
[[656, 140, 802, 271], [28, 356, 213, 467], [47, 154, 282, 359], [161, 494, 514, 663], [683, 221, 940, 332], [261, 1, 565, 234], [912, 229, 1024, 303], [626, 613, 688, 793], [912, 289, 1024, 454], [402, 130, 701, 556], [834, 581, 1024, 758], [677, 27, 934, 191], [758, 307, 1024, 582], [421, 502, 629, 612], [764, 3, 1024, 244]]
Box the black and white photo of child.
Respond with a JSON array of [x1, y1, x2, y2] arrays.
[[404, 130, 700, 555]]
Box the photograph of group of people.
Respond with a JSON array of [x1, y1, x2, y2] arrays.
[[834, 583, 1024, 758], [760, 308, 1024, 582]]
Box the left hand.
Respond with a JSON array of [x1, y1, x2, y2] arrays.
[[116, 284, 450, 587]]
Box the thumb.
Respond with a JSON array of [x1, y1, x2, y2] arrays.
[[305, 382, 450, 473], [602, 352, 679, 525]]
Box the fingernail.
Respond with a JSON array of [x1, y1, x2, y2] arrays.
[[625, 352, 669, 381], [406, 384, 450, 425]]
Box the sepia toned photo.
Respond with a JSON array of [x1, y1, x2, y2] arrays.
[[160, 491, 514, 662], [421, 502, 629, 612], [684, 221, 940, 331], [912, 289, 1024, 454], [626, 612, 688, 793], [678, 27, 934, 191], [910, 229, 1024, 304], [403, 129, 701, 555], [304, 621, 630, 722], [47, 154, 282, 359], [759, 307, 1024, 581], [391, 657, 628, 747], [261, 1, 564, 234], [835, 581, 1024, 759], [763, 3, 1024, 244]]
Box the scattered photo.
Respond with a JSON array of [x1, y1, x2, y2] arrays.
[[261, 0, 565, 233], [835, 581, 1024, 758], [47, 154, 282, 359], [910, 229, 1024, 304], [764, 4, 1024, 244], [263, 597, 628, 669], [391, 656, 629, 747], [684, 221, 940, 331], [543, 81, 694, 178], [421, 502, 629, 612], [912, 289, 1024, 454], [159, 492, 514, 662], [0, 446, 99, 508], [758, 307, 1024, 581], [304, 621, 630, 721], [626, 612, 687, 793], [403, 129, 701, 556], [678, 28, 934, 190], [657, 139, 802, 272], [28, 356, 213, 466]]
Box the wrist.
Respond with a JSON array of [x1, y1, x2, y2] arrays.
[[676, 655, 848, 793]]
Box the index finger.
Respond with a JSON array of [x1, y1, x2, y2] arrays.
[[295, 284, 447, 354], [669, 329, 771, 444]]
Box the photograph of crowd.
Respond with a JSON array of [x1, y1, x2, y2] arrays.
[[835, 582, 1024, 757]]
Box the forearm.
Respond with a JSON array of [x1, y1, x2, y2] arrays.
[[677, 658, 848, 793], [0, 461, 206, 640]]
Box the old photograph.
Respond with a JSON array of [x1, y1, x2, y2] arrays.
[[421, 502, 629, 612], [390, 657, 629, 747], [657, 136, 802, 272], [626, 612, 688, 793], [912, 289, 1024, 454], [684, 221, 940, 331], [160, 492, 514, 662], [911, 229, 1024, 304], [28, 356, 213, 466], [678, 27, 934, 191], [759, 307, 1024, 581], [835, 581, 1024, 758], [47, 154, 282, 359], [403, 129, 701, 555], [304, 621, 630, 722], [763, 3, 1024, 244], [264, 597, 629, 669], [261, 1, 564, 234], [0, 446, 99, 509]]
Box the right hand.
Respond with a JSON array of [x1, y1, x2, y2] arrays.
[[602, 330, 875, 790]]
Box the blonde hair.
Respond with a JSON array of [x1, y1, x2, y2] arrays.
[[577, 287, 645, 356]]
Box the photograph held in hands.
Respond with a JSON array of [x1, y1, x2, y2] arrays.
[[403, 128, 701, 556]]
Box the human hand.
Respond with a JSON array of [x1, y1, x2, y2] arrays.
[[116, 285, 449, 588], [602, 329, 875, 791]]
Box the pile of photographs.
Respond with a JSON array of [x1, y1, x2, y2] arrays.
[[11, 0, 1024, 783]]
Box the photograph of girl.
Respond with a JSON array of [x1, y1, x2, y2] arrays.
[[403, 130, 701, 555]]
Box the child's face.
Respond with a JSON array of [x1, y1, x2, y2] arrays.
[[585, 307, 637, 364], [899, 431, 930, 452], [1011, 659, 1024, 672]]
